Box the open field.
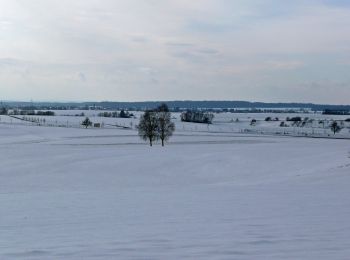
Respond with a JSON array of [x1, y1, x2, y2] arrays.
[[1, 115, 350, 259], [2, 0, 350, 258], [2, 111, 350, 138]]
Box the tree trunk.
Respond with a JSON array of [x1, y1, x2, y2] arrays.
[[150, 139, 152, 146], [161, 139, 164, 146]]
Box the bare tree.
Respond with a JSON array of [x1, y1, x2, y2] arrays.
[[156, 104, 175, 146], [330, 121, 342, 134], [138, 110, 159, 146], [81, 117, 92, 128]]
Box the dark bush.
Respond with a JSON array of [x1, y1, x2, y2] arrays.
[[36, 111, 55, 116], [287, 117, 302, 122], [181, 111, 214, 124]]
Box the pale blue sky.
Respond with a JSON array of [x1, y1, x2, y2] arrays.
[[0, 0, 349, 104]]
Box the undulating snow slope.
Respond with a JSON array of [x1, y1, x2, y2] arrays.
[[1, 124, 350, 259]]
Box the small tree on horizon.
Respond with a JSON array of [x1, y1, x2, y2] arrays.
[[81, 117, 92, 128], [330, 121, 341, 134], [250, 119, 257, 126]]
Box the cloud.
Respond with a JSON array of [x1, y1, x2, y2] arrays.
[[197, 48, 219, 55], [165, 42, 195, 47], [266, 61, 304, 70], [0, 0, 349, 103]]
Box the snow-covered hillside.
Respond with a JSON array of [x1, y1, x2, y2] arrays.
[[1, 122, 350, 259]]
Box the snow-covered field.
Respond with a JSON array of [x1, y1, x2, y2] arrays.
[[3, 111, 350, 138], [1, 116, 350, 259]]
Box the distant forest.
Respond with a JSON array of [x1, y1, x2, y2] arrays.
[[1, 100, 350, 112]]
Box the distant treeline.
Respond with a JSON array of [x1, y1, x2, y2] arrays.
[[97, 110, 134, 118], [9, 110, 55, 116], [1, 101, 350, 112], [323, 109, 350, 115], [181, 111, 214, 124]]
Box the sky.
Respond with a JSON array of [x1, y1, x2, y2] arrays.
[[0, 0, 350, 104]]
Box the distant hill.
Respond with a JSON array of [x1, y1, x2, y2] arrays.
[[2, 100, 350, 112]]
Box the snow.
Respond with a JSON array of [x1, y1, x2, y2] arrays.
[[3, 111, 350, 138], [1, 117, 350, 259]]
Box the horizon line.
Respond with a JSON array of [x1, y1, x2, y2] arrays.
[[1, 100, 350, 107]]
